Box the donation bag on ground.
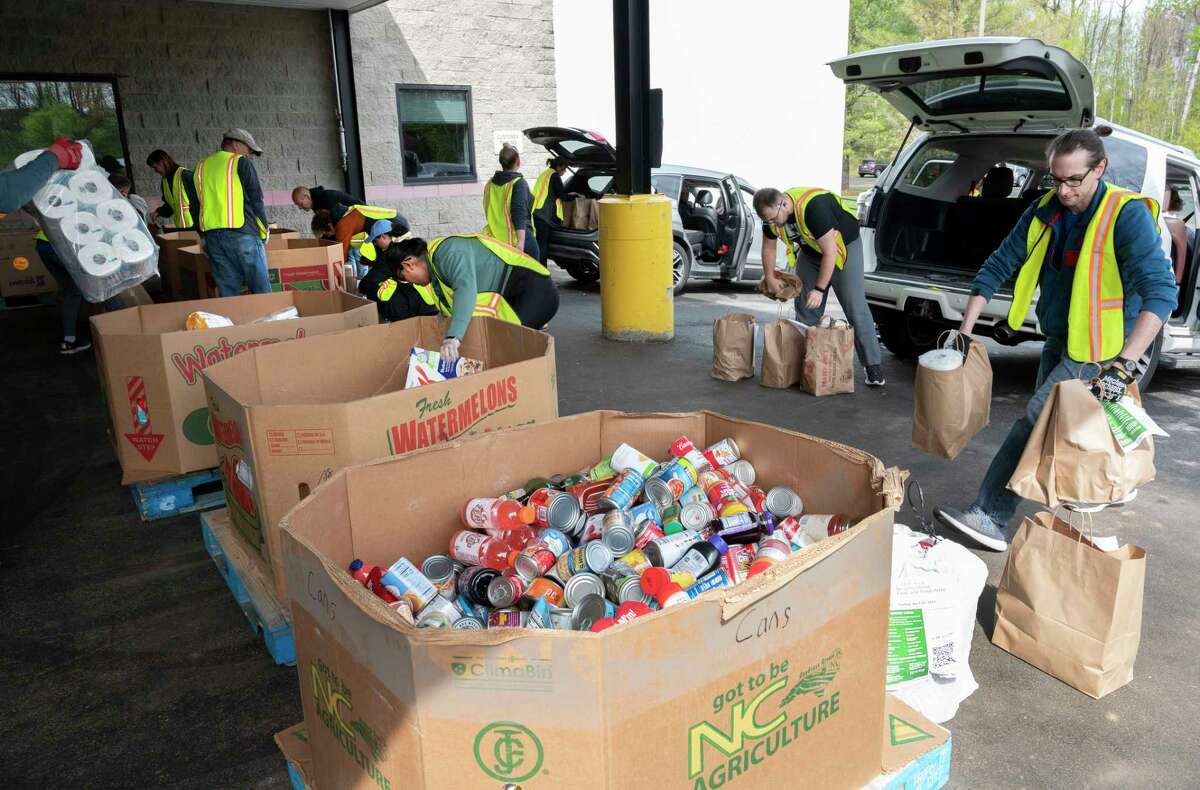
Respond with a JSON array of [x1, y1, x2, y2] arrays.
[[802, 316, 854, 396], [760, 319, 806, 388], [1008, 379, 1156, 507], [993, 511, 1146, 699], [912, 333, 992, 459], [711, 312, 756, 381]]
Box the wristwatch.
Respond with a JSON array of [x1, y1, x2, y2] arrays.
[[814, 283, 829, 294], [1114, 355, 1139, 374]]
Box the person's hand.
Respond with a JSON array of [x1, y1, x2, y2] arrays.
[[804, 288, 824, 311], [1091, 361, 1135, 402], [441, 337, 461, 363], [761, 269, 779, 292], [46, 137, 82, 170]]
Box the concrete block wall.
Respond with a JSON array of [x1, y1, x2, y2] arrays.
[[350, 0, 558, 240], [0, 0, 343, 233]]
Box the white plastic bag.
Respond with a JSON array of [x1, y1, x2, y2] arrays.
[[17, 141, 158, 302], [887, 524, 988, 723]]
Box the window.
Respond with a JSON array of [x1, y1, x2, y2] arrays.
[[1103, 137, 1148, 192], [651, 173, 681, 202], [395, 84, 475, 184], [0, 75, 129, 177], [902, 66, 1070, 116], [901, 146, 958, 189], [586, 175, 613, 196]]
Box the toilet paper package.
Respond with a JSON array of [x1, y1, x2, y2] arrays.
[[14, 140, 158, 302]]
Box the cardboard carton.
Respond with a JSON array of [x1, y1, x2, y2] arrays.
[[176, 232, 329, 299], [202, 316, 558, 602], [91, 290, 376, 485], [275, 723, 314, 789], [0, 228, 57, 298], [156, 229, 300, 301], [867, 695, 952, 790], [280, 410, 904, 790]]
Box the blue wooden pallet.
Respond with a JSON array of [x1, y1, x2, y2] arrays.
[[200, 508, 295, 666], [131, 468, 224, 521], [286, 762, 307, 790]]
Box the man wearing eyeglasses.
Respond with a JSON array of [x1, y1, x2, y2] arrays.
[[936, 128, 1178, 552]]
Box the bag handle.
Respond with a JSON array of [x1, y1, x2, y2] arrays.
[[936, 329, 969, 355], [817, 315, 849, 329], [1050, 505, 1095, 545]]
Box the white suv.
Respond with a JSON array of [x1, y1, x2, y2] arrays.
[[830, 37, 1200, 385]]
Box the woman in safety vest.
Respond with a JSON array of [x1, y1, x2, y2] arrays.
[[146, 149, 198, 231], [312, 205, 410, 276], [934, 128, 1178, 552], [531, 157, 569, 265], [484, 144, 538, 260], [384, 234, 559, 361]]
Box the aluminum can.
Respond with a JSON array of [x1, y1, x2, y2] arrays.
[[766, 486, 804, 519], [525, 576, 565, 606], [567, 478, 613, 515], [486, 572, 527, 608], [563, 571, 606, 608], [633, 518, 665, 550], [452, 616, 483, 630], [380, 558, 438, 613], [580, 513, 606, 543], [514, 545, 557, 580], [599, 468, 645, 512], [570, 593, 615, 631], [546, 605, 575, 630], [669, 436, 712, 474], [588, 454, 616, 481], [584, 540, 614, 572], [616, 575, 652, 604], [488, 608, 526, 628], [601, 509, 636, 555], [527, 487, 584, 531], [704, 438, 740, 468], [610, 443, 659, 478], [679, 484, 708, 506], [722, 544, 755, 584], [645, 458, 697, 508], [726, 459, 756, 487], [680, 501, 716, 531], [421, 554, 459, 601], [456, 565, 499, 607]]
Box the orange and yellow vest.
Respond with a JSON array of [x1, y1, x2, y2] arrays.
[[771, 187, 847, 272], [531, 168, 563, 222], [347, 205, 398, 263], [424, 234, 549, 323], [194, 151, 267, 240], [162, 167, 193, 229], [483, 176, 524, 246], [1008, 185, 1159, 363]]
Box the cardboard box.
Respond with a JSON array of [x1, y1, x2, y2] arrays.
[[275, 723, 314, 789], [867, 695, 952, 790], [177, 236, 341, 300], [203, 316, 558, 602], [279, 410, 904, 790], [0, 228, 57, 298], [155, 229, 300, 301], [91, 290, 377, 485]]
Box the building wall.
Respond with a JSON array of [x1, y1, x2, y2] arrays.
[[350, 0, 558, 239], [0, 0, 342, 233], [553, 0, 850, 194]]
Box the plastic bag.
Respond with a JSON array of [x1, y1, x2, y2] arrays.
[[185, 311, 234, 330], [887, 524, 988, 723], [404, 347, 485, 389], [17, 141, 158, 303]]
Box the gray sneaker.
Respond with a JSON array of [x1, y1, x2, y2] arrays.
[[934, 506, 1008, 551]]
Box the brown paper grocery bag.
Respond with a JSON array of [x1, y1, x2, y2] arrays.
[[712, 313, 756, 381], [756, 271, 804, 302], [993, 511, 1146, 698], [912, 335, 992, 458], [760, 320, 806, 389], [1008, 380, 1155, 507], [801, 317, 854, 396]]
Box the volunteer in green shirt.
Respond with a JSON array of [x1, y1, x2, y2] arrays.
[[385, 234, 559, 360]]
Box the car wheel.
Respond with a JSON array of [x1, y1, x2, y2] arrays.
[[876, 310, 940, 359], [672, 241, 691, 296], [565, 262, 600, 284], [1135, 328, 1163, 391]]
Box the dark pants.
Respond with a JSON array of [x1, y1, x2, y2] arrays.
[[521, 228, 540, 261], [502, 266, 559, 329], [533, 217, 553, 265], [37, 239, 83, 339]]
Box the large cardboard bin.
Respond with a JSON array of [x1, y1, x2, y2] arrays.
[[203, 316, 558, 602], [157, 229, 300, 301], [0, 228, 57, 298], [177, 236, 342, 299], [92, 290, 376, 485], [280, 411, 903, 790]]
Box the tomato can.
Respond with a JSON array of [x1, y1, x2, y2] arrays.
[[599, 468, 645, 511], [486, 572, 527, 608], [527, 487, 584, 531], [704, 438, 741, 468]]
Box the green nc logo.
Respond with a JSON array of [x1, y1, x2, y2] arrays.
[[473, 721, 543, 782], [451, 662, 466, 676]]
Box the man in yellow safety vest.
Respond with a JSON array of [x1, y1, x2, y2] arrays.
[[936, 128, 1178, 551], [483, 143, 538, 259], [383, 234, 558, 361], [192, 128, 271, 296]]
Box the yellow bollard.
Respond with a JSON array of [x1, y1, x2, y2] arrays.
[[598, 193, 674, 341]]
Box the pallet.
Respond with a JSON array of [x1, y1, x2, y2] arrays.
[[0, 292, 56, 311], [200, 508, 295, 666], [130, 467, 224, 521]]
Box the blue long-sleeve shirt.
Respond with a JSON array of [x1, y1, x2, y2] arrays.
[[0, 151, 57, 214], [972, 181, 1179, 341]]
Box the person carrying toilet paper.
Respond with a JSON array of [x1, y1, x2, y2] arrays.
[[0, 137, 82, 214], [192, 128, 271, 296]]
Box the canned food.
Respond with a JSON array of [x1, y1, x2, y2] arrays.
[[629, 500, 661, 528], [526, 597, 551, 629], [525, 576, 565, 606], [766, 486, 804, 518], [633, 518, 665, 550], [615, 575, 652, 604], [555, 547, 586, 582], [580, 513, 606, 543], [599, 468, 645, 512], [679, 485, 708, 506], [487, 572, 527, 608], [722, 544, 755, 584], [748, 486, 767, 514], [584, 540, 614, 572], [457, 592, 488, 623], [380, 558, 439, 613], [610, 443, 659, 478], [704, 438, 741, 468], [457, 565, 500, 606], [546, 605, 575, 630], [566, 478, 613, 515], [421, 554, 459, 600], [452, 616, 484, 630], [514, 546, 557, 580], [570, 593, 615, 631], [726, 459, 756, 486], [697, 469, 745, 516], [563, 571, 606, 608], [660, 502, 685, 535], [488, 608, 527, 628], [669, 436, 712, 474], [680, 501, 716, 531], [527, 487, 584, 531], [612, 547, 651, 576], [645, 458, 697, 508], [588, 454, 616, 481], [601, 509, 636, 555], [416, 594, 462, 627]]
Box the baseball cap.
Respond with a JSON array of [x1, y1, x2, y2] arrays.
[[223, 128, 263, 156]]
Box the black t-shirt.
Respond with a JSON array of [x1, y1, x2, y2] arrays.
[[762, 192, 859, 259]]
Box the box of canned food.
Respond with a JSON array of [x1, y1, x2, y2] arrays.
[[281, 410, 905, 790]]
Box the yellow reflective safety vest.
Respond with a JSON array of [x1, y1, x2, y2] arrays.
[[1008, 185, 1159, 363], [347, 205, 398, 262], [425, 234, 549, 324], [194, 151, 267, 240], [483, 177, 523, 245], [531, 168, 563, 222], [770, 187, 847, 272], [162, 167, 193, 229], [35, 229, 48, 242]]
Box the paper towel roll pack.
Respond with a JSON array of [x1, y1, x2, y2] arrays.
[[15, 141, 159, 302]]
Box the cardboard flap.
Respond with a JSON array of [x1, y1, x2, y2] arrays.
[[881, 694, 949, 773], [274, 723, 313, 786], [874, 466, 909, 511]]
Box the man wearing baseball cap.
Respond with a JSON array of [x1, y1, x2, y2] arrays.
[[192, 128, 271, 295]]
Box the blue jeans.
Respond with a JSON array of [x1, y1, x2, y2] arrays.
[[203, 230, 269, 296], [974, 337, 1111, 526]]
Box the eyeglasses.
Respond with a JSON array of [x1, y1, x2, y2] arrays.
[[1049, 165, 1095, 189], [761, 202, 785, 222]]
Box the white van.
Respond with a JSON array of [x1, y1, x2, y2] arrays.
[[831, 37, 1200, 385]]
